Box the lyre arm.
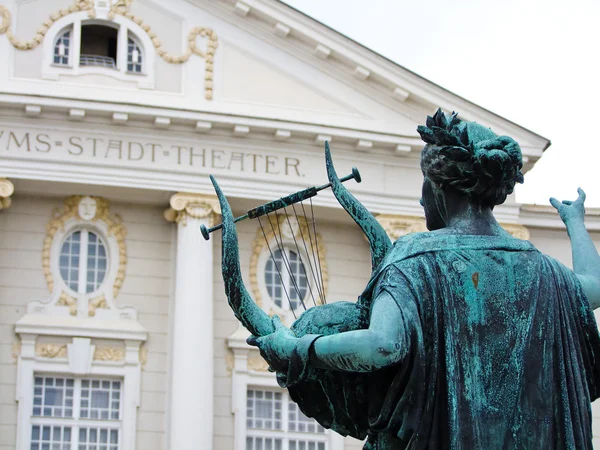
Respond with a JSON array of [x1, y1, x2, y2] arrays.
[[210, 175, 275, 337], [325, 142, 392, 273]]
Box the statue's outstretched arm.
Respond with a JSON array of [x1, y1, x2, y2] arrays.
[[249, 280, 415, 376], [551, 188, 600, 309]]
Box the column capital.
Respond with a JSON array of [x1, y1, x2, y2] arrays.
[[164, 192, 221, 226], [375, 214, 427, 241], [0, 178, 14, 211]]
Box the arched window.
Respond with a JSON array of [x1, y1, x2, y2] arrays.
[[265, 248, 308, 310], [127, 35, 143, 74], [53, 28, 72, 66], [59, 229, 108, 294]]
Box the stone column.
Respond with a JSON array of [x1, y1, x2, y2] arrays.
[[0, 178, 14, 211], [164, 193, 221, 450]]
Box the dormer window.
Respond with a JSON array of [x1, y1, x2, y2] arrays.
[[53, 29, 72, 66], [44, 15, 155, 89], [80, 24, 118, 69]]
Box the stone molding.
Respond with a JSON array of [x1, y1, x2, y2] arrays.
[[0, 178, 14, 210], [164, 192, 221, 226], [375, 214, 427, 241]]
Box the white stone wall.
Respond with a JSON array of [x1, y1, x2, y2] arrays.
[[0, 195, 51, 449]]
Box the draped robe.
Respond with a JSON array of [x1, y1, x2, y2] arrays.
[[287, 232, 600, 449]]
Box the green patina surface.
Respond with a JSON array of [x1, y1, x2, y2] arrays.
[[211, 110, 600, 449]]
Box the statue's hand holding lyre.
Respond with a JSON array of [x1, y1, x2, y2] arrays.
[[247, 315, 298, 373]]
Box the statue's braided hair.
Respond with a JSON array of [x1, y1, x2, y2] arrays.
[[417, 109, 524, 207]]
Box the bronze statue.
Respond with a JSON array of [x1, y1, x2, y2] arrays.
[[209, 109, 600, 449]]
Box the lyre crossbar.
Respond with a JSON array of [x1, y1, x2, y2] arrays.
[[200, 167, 361, 241]]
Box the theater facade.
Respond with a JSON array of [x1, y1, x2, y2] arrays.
[[0, 0, 599, 449]]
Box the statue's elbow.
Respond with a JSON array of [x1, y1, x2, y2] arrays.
[[372, 338, 405, 368]]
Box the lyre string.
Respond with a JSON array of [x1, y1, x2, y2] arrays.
[[283, 207, 318, 308], [309, 198, 326, 304], [300, 200, 326, 304], [258, 216, 297, 319], [266, 212, 308, 311], [291, 203, 325, 305]]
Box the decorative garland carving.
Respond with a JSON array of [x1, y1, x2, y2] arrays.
[[57, 293, 78, 316], [164, 193, 221, 226], [0, 178, 14, 211], [249, 215, 328, 309], [0, 0, 218, 100], [94, 346, 125, 362], [36, 343, 68, 359], [247, 352, 270, 372], [0, 1, 95, 51], [375, 214, 427, 241], [42, 196, 127, 316], [88, 295, 108, 317], [108, 0, 218, 100]]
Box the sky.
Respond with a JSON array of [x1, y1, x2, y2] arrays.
[[283, 0, 600, 207]]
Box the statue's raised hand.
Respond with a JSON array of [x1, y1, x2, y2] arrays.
[[247, 315, 298, 373], [550, 188, 586, 226]]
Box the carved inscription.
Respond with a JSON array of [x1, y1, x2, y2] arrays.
[[0, 129, 304, 177]]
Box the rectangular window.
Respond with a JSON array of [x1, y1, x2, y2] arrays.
[[31, 375, 122, 450], [246, 389, 326, 450]]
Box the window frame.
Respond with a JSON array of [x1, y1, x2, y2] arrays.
[[258, 242, 318, 320], [245, 387, 328, 450], [41, 11, 155, 89], [126, 33, 144, 75], [30, 375, 123, 450], [14, 337, 143, 450], [228, 340, 344, 450], [59, 228, 110, 297], [52, 27, 73, 67]]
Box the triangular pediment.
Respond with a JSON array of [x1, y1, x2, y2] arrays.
[[220, 43, 361, 116]]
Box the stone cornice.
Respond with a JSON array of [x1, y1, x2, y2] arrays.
[[164, 192, 221, 226], [0, 178, 14, 210]]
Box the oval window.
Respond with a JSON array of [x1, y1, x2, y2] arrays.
[[265, 248, 308, 310], [59, 230, 108, 294]]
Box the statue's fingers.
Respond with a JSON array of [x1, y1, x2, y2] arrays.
[[549, 197, 562, 210], [272, 315, 284, 329], [246, 336, 259, 347], [577, 188, 587, 204]]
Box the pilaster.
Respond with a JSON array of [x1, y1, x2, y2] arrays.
[[165, 192, 221, 450], [0, 178, 14, 210]]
